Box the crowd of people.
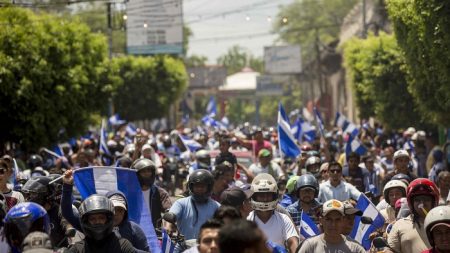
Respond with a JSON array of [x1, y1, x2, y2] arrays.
[[0, 123, 449, 253]]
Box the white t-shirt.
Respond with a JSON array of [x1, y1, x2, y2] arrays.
[[247, 211, 298, 246], [143, 189, 150, 212], [248, 162, 285, 179]]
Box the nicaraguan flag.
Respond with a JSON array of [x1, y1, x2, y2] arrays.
[[277, 103, 301, 158], [206, 96, 217, 117], [161, 229, 175, 253], [403, 140, 415, 153], [313, 107, 325, 137], [291, 117, 302, 142], [108, 113, 126, 126], [201, 115, 218, 128], [300, 118, 316, 143], [99, 120, 111, 156], [334, 112, 359, 137], [73, 167, 161, 253], [299, 211, 320, 239], [350, 194, 385, 250], [345, 134, 367, 156], [179, 134, 202, 152], [125, 123, 137, 136]]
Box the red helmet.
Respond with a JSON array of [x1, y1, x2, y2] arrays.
[[406, 178, 439, 211]]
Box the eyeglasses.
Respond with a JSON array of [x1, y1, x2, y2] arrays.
[[329, 169, 342, 174]]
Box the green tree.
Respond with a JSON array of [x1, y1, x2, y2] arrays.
[[0, 7, 115, 150], [343, 33, 424, 129], [184, 54, 208, 67], [217, 45, 264, 74], [274, 0, 357, 59], [387, 0, 450, 126], [111, 56, 187, 121]]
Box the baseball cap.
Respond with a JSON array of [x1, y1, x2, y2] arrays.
[[322, 199, 345, 216], [393, 150, 410, 161], [286, 176, 300, 194], [220, 187, 252, 207], [258, 149, 271, 158], [109, 194, 127, 210], [343, 201, 363, 216], [22, 232, 53, 253]]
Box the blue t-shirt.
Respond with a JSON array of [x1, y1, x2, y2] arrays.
[[169, 196, 220, 240]]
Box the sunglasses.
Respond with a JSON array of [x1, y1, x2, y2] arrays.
[[329, 169, 342, 174]]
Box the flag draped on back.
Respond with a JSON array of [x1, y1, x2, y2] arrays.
[[161, 229, 175, 253], [73, 167, 161, 253], [299, 211, 320, 239], [277, 103, 301, 158], [345, 134, 367, 156], [349, 194, 385, 250]]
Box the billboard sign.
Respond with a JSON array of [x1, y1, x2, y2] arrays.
[[126, 0, 183, 55], [255, 75, 286, 96], [264, 45, 302, 74]]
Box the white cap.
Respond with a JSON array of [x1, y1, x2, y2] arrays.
[[404, 127, 416, 136], [322, 199, 345, 216], [109, 194, 127, 210], [393, 149, 410, 161]]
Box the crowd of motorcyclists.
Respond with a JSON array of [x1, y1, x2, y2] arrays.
[[0, 122, 449, 253]]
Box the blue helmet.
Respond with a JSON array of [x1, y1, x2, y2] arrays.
[[4, 202, 50, 251]]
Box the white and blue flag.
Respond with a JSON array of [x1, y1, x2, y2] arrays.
[[300, 211, 320, 239], [73, 167, 161, 253], [350, 194, 385, 250], [125, 123, 137, 136], [161, 229, 175, 253], [345, 134, 367, 156], [277, 103, 301, 158], [313, 107, 325, 137], [291, 117, 302, 142], [206, 96, 217, 117], [300, 118, 316, 143], [99, 120, 111, 164], [334, 112, 359, 137], [179, 134, 202, 152], [108, 113, 126, 126]]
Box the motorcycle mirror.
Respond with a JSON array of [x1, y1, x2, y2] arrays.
[[372, 237, 388, 248], [361, 216, 373, 224], [163, 212, 177, 224]]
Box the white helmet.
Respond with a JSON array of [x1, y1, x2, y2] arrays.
[[383, 180, 407, 205], [424, 206, 450, 247], [250, 173, 278, 211]]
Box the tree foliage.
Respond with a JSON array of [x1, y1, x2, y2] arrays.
[[217, 45, 264, 74], [386, 0, 450, 126], [184, 54, 208, 67], [274, 0, 358, 60], [111, 56, 187, 121], [343, 33, 424, 129], [0, 7, 115, 150]]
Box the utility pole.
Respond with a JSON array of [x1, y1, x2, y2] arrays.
[[107, 2, 114, 116], [362, 0, 367, 38], [314, 28, 324, 98]]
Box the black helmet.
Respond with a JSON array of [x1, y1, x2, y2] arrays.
[[131, 158, 156, 187], [392, 173, 411, 185], [79, 194, 114, 241], [21, 176, 52, 206], [131, 158, 156, 173], [296, 174, 319, 197], [27, 155, 43, 169], [188, 169, 214, 203]]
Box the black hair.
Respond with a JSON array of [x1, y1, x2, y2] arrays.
[[347, 152, 360, 162], [213, 205, 242, 221], [219, 220, 265, 253], [212, 164, 233, 180], [328, 161, 342, 170], [197, 219, 223, 243]]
